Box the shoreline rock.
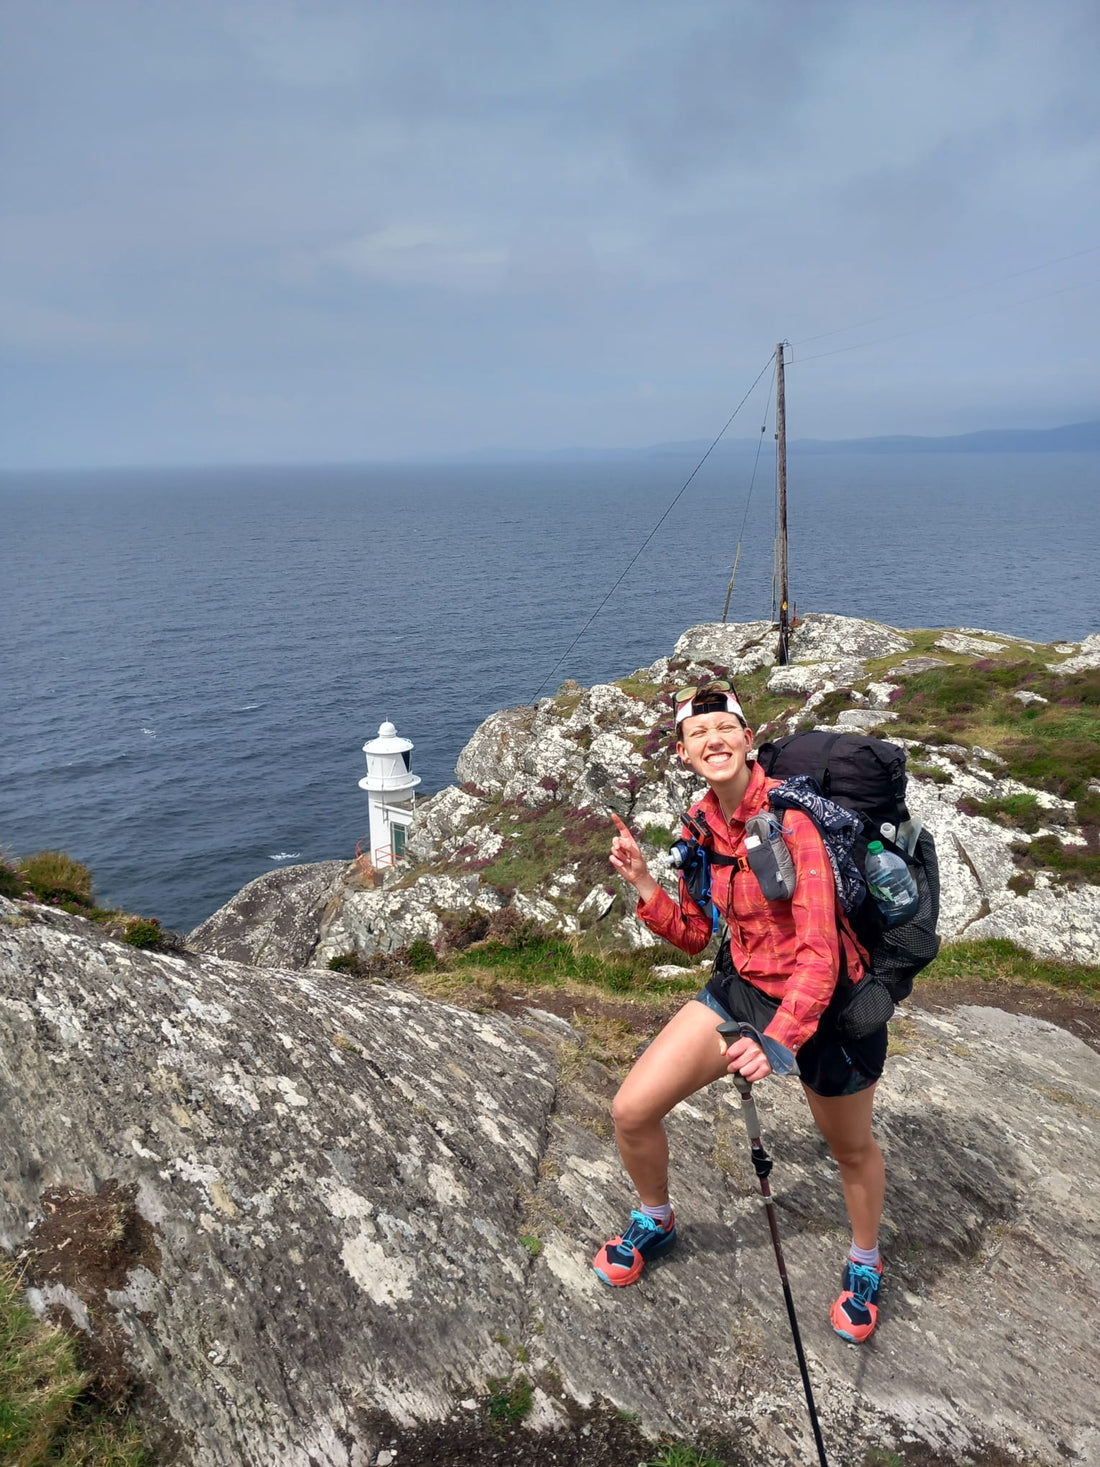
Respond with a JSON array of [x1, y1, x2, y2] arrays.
[[192, 615, 1099, 971]]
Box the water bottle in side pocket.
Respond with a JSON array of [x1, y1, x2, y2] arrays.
[[864, 840, 919, 926]]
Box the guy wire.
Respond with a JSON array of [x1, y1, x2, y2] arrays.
[[530, 355, 775, 702]]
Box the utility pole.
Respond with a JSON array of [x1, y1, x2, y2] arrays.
[[775, 341, 790, 665]]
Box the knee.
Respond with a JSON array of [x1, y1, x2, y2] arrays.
[[611, 1086, 661, 1138], [828, 1134, 881, 1171]]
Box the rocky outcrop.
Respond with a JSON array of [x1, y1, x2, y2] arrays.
[[189, 861, 347, 968], [1050, 631, 1100, 673], [192, 618, 1099, 970], [2, 897, 1099, 1466]]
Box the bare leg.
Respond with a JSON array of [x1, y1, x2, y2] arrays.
[[611, 1000, 730, 1206], [802, 1082, 884, 1251]]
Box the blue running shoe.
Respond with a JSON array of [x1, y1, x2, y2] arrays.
[[830, 1256, 882, 1343], [592, 1210, 677, 1286]]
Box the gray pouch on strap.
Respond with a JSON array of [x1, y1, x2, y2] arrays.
[[744, 813, 797, 901]]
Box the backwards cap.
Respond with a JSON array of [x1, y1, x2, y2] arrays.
[[674, 687, 746, 727]]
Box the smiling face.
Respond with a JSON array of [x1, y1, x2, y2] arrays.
[[676, 708, 754, 810]]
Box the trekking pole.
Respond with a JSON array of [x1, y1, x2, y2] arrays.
[[716, 1021, 830, 1467]]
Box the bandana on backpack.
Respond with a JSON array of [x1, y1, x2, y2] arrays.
[[767, 774, 867, 915]]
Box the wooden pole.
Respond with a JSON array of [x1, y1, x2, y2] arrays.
[[775, 341, 789, 665]]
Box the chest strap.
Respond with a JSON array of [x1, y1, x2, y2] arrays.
[[709, 853, 752, 873]]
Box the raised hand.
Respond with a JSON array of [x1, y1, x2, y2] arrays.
[[609, 813, 659, 902]]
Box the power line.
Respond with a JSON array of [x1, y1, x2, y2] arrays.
[[791, 242, 1100, 348], [530, 355, 774, 702]]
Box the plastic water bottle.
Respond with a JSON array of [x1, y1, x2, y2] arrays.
[[864, 841, 919, 927]]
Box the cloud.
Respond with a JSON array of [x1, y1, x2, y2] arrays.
[[1, 0, 1098, 464], [325, 225, 509, 292]]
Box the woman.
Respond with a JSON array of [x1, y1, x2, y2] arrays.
[[591, 680, 888, 1344]]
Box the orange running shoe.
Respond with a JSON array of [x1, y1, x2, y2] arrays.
[[830, 1257, 882, 1343], [592, 1210, 676, 1286]]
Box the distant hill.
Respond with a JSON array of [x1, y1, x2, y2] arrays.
[[789, 420, 1100, 454], [448, 420, 1100, 464]]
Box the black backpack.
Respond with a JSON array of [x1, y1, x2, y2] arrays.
[[755, 730, 941, 1038]]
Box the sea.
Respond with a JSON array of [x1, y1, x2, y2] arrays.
[[2, 450, 1098, 932]]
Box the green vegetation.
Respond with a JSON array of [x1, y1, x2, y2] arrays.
[[956, 792, 1061, 833], [1013, 834, 1100, 888], [405, 939, 438, 972], [9, 851, 94, 906], [122, 919, 162, 950], [921, 938, 1100, 996], [907, 760, 952, 785], [517, 1234, 542, 1259], [0, 1259, 150, 1467], [644, 1443, 730, 1467], [862, 657, 1100, 886], [453, 927, 696, 998], [1, 849, 171, 943], [484, 1374, 533, 1425], [642, 824, 675, 850], [477, 802, 612, 898]]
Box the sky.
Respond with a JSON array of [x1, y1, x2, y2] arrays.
[[1, 0, 1099, 468]]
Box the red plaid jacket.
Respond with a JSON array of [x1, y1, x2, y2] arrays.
[[637, 761, 866, 1053]]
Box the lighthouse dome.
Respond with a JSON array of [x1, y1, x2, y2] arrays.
[[378, 720, 397, 738]]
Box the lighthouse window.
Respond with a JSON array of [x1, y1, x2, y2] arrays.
[[401, 751, 411, 771], [392, 824, 407, 858]]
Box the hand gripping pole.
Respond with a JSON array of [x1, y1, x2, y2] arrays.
[[717, 1021, 830, 1467]]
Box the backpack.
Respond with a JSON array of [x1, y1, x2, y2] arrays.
[[755, 730, 941, 1039]]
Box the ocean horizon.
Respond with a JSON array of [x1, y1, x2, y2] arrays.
[[2, 448, 1098, 931]]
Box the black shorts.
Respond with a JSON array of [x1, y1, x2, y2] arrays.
[[700, 969, 887, 1098]]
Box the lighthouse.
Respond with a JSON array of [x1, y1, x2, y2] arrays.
[[358, 720, 421, 870]]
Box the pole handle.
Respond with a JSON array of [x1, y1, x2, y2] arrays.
[[716, 1020, 756, 1096]]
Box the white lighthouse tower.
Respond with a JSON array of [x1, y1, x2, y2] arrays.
[[359, 720, 421, 872]]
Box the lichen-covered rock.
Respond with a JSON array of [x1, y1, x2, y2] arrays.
[[0, 897, 555, 1467], [189, 861, 348, 968], [672, 619, 778, 674], [887, 656, 950, 677], [1049, 631, 1100, 672], [766, 659, 866, 694], [789, 612, 911, 662], [903, 772, 1100, 963], [934, 631, 1011, 656], [3, 901, 1099, 1466], [317, 872, 504, 964]]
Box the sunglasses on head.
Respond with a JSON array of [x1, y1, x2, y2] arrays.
[[673, 680, 746, 726], [674, 679, 734, 705]]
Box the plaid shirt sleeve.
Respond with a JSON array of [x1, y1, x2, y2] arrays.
[[635, 878, 713, 956]]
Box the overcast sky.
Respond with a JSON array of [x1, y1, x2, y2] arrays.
[[2, 0, 1098, 467]]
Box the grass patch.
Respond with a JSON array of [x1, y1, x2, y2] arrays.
[[473, 803, 613, 897], [907, 760, 953, 785], [484, 1375, 533, 1426], [0, 1258, 150, 1466], [2, 851, 174, 945], [955, 792, 1066, 833], [453, 930, 697, 997], [122, 918, 162, 949], [645, 1443, 730, 1467], [921, 938, 1100, 996], [11, 851, 94, 906], [1017, 833, 1100, 887]]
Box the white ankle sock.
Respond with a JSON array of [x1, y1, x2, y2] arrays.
[[640, 1202, 672, 1226], [849, 1240, 881, 1268]]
